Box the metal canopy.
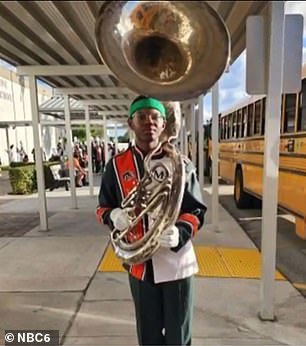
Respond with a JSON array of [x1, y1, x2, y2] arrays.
[[39, 95, 129, 121], [0, 1, 269, 108]]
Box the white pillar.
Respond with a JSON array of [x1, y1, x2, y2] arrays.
[[103, 115, 109, 163], [183, 116, 188, 157], [184, 105, 190, 158], [198, 95, 205, 191], [128, 126, 134, 145], [64, 95, 77, 209], [191, 104, 197, 168], [28, 76, 48, 231], [260, 1, 285, 321], [114, 121, 118, 154], [85, 105, 94, 196], [179, 113, 184, 152], [212, 83, 219, 232], [5, 127, 10, 164]]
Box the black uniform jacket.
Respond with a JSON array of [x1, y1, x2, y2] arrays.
[[96, 144, 207, 282]]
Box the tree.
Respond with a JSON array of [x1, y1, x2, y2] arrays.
[[71, 125, 104, 142]]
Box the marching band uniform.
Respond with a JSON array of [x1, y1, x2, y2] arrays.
[[97, 143, 206, 345]]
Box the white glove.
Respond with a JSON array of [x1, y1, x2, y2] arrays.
[[110, 208, 130, 231], [158, 226, 179, 248]]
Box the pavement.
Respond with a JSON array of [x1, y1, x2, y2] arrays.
[[0, 177, 306, 346]]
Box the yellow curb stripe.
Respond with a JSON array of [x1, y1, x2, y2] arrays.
[[98, 245, 285, 280], [195, 247, 231, 277], [293, 283, 306, 290], [98, 244, 123, 272]]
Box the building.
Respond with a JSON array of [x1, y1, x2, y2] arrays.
[[0, 65, 58, 165]]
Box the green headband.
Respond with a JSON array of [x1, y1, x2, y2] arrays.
[[129, 98, 166, 118]]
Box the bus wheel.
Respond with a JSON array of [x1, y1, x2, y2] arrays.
[[234, 169, 252, 208]]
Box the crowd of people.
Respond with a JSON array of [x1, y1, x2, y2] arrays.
[[49, 137, 117, 187], [5, 141, 30, 164], [3, 137, 118, 188]]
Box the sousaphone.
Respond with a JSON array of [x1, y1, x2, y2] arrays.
[[95, 1, 230, 100], [95, 1, 230, 264]]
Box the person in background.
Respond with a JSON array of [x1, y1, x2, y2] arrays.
[[23, 154, 29, 163], [6, 144, 16, 165], [65, 152, 86, 187]]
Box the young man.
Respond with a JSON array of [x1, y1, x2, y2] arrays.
[[96, 95, 206, 345]]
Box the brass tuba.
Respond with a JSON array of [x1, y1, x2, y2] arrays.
[[95, 1, 230, 264], [95, 1, 230, 100], [110, 102, 184, 264]]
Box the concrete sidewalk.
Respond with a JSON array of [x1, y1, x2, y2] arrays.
[[0, 184, 306, 345]]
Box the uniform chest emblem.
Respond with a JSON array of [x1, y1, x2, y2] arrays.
[[123, 170, 135, 181], [152, 165, 169, 182]]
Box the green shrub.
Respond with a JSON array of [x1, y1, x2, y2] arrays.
[[0, 165, 10, 171], [9, 165, 36, 194], [8, 162, 61, 194], [9, 162, 34, 168]]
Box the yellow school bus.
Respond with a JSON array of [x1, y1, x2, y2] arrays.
[[218, 66, 306, 239]]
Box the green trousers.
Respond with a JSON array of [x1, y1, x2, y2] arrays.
[[128, 274, 194, 346]]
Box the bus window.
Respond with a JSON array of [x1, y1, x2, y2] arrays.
[[227, 114, 232, 139], [242, 107, 248, 137], [284, 93, 297, 133], [254, 101, 261, 135], [221, 117, 225, 139], [247, 103, 254, 136], [297, 79, 306, 132], [232, 112, 237, 138], [261, 98, 266, 135], [237, 109, 242, 138]]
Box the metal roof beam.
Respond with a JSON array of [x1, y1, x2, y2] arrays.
[[41, 120, 127, 126], [16, 64, 111, 76], [0, 120, 32, 127], [40, 110, 128, 116], [97, 111, 128, 116], [82, 99, 131, 106], [54, 87, 136, 95]]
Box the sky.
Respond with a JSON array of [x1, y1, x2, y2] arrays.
[[202, 1, 306, 122], [1, 1, 306, 126]]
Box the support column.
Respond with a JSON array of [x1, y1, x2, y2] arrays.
[[184, 105, 191, 158], [103, 115, 109, 163], [85, 105, 94, 196], [5, 127, 10, 164], [64, 95, 77, 209], [211, 83, 219, 232], [29, 76, 48, 231], [191, 104, 197, 168], [260, 1, 285, 321], [114, 121, 118, 154], [179, 112, 184, 153], [198, 95, 205, 191], [128, 127, 134, 146], [184, 118, 188, 158]]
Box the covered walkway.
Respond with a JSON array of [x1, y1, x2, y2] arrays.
[[0, 182, 305, 345], [0, 0, 304, 331]]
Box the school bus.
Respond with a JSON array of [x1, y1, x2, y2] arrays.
[[216, 65, 306, 239]]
